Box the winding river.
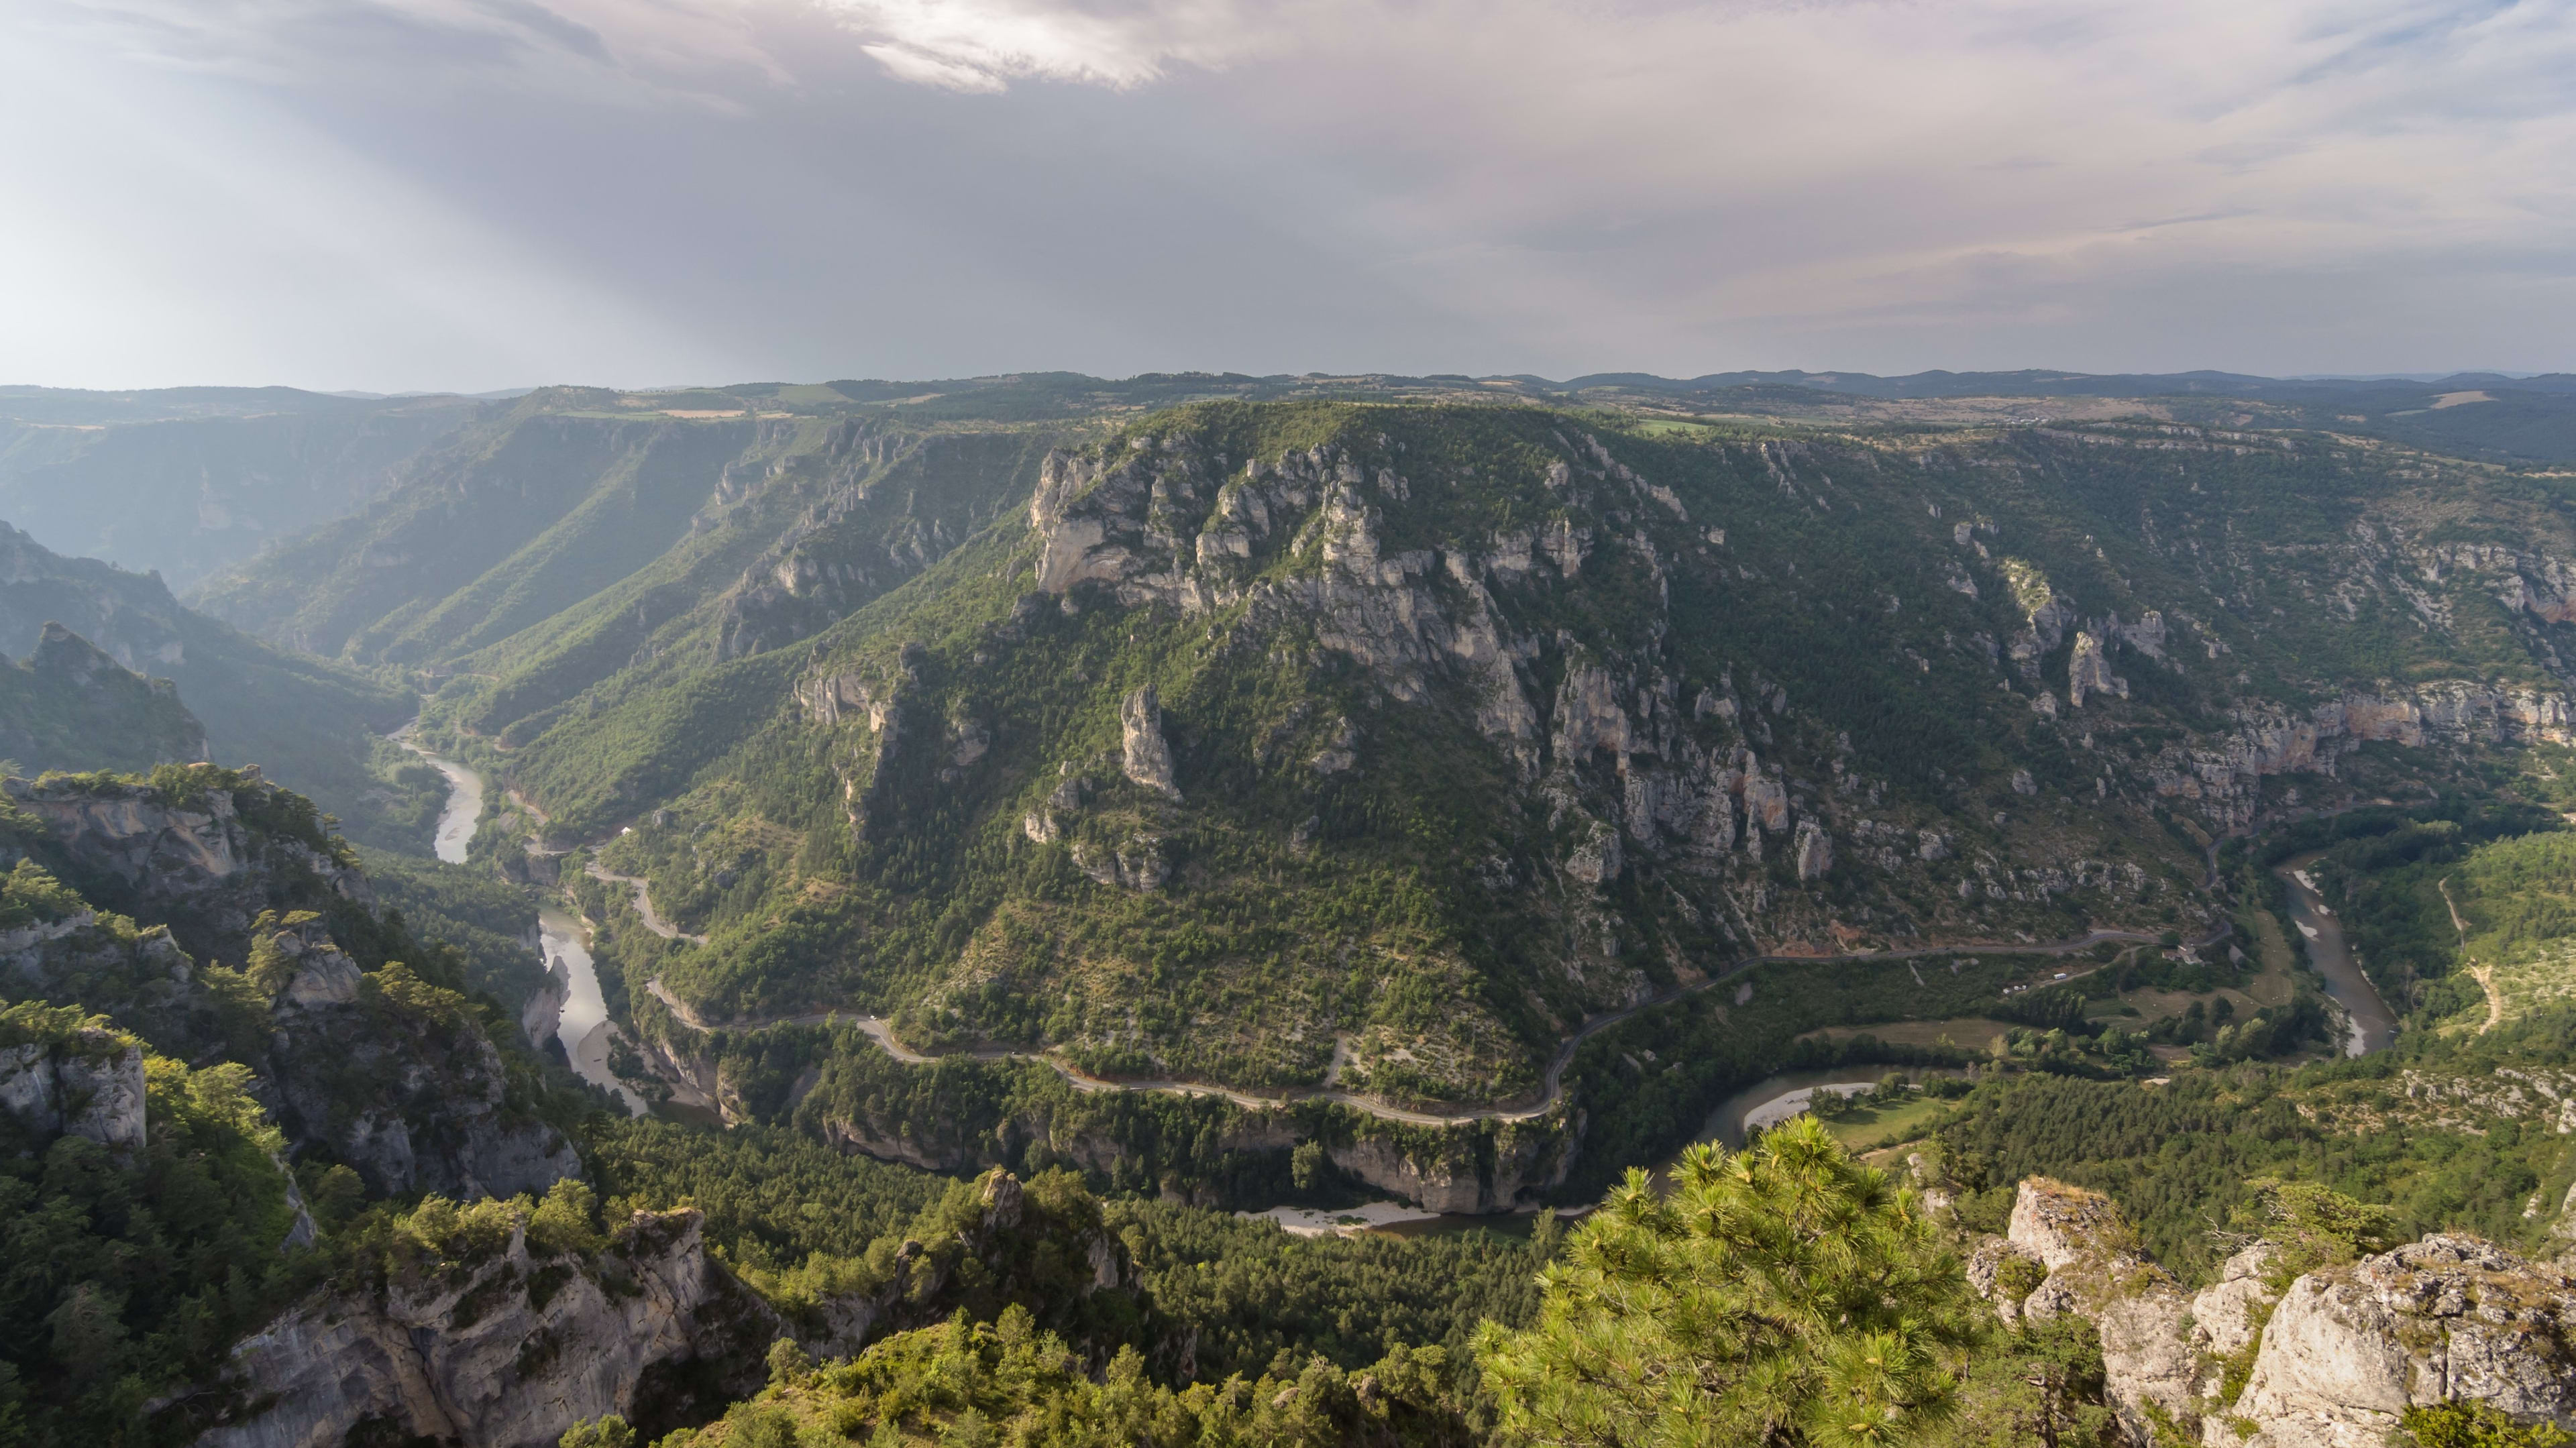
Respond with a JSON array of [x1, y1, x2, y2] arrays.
[[412, 746, 646, 1114], [2275, 850, 2400, 1055]]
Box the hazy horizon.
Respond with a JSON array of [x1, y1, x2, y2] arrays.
[[7, 0, 2573, 394]]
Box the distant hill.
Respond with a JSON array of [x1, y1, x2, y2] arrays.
[[0, 622, 205, 775], [0, 520, 427, 846], [0, 385, 482, 588]]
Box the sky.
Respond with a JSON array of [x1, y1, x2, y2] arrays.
[[4, 0, 2573, 392]]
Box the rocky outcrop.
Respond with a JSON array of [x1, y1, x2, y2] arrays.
[[1972, 1178, 2576, 1448], [2150, 683, 2576, 830], [806, 1078, 1571, 1216], [1323, 1116, 1573, 1214], [1994, 1180, 2202, 1443], [6, 769, 372, 963], [0, 909, 215, 1056], [521, 956, 570, 1050], [2221, 1235, 2576, 1448], [0, 1019, 145, 1151], [195, 1209, 771, 1448], [1118, 684, 1180, 798], [255, 916, 579, 1199], [1793, 818, 1834, 881], [2068, 631, 2127, 708], [798, 1170, 1142, 1356]]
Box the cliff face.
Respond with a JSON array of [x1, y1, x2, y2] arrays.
[[1970, 1178, 2576, 1447], [7, 769, 371, 962], [256, 917, 579, 1197], [1, 767, 578, 1197], [799, 1069, 1574, 1215], [2229, 1235, 2576, 1448], [197, 1210, 771, 1448], [0, 1016, 145, 1151], [196, 1170, 1146, 1448]]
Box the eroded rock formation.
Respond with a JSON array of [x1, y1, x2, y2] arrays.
[[1970, 1178, 2576, 1447]]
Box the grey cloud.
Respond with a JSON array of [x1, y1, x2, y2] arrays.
[[1, 0, 2571, 388]]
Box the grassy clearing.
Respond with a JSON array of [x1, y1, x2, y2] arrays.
[[1801, 1016, 2021, 1050], [1820, 1095, 1953, 1152], [2242, 905, 2301, 1006]]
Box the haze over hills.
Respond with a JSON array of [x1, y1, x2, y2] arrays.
[[0, 386, 481, 588], [6, 366, 2574, 606], [0, 518, 434, 847]]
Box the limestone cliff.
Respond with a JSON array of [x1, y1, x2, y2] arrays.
[[2224, 1234, 2576, 1448], [6, 769, 372, 963], [0, 1009, 145, 1151], [195, 1209, 773, 1448]]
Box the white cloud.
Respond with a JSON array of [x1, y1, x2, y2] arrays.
[[822, 0, 1277, 91]]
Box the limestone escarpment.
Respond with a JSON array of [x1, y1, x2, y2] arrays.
[[711, 426, 1044, 665], [257, 918, 579, 1197], [2146, 681, 2576, 832], [1969, 1178, 2576, 1447], [560, 402, 2576, 1144], [1007, 421, 2205, 975], [6, 769, 372, 962], [195, 1209, 771, 1448], [0, 907, 212, 1054], [794, 1046, 1574, 1215]]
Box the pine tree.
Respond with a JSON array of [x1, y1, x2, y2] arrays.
[[1477, 1116, 1976, 1447]]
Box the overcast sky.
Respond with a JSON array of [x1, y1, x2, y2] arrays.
[[5, 0, 2572, 392]]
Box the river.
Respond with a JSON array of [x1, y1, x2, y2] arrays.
[[413, 744, 646, 1114], [2275, 850, 2399, 1055]]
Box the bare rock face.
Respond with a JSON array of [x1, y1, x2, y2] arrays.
[[1564, 819, 1623, 887], [2068, 631, 2129, 708], [1987, 1180, 2204, 1443], [254, 915, 578, 1199], [1975, 1180, 2576, 1448], [2220, 1235, 2576, 1448], [520, 956, 570, 1050], [6, 771, 372, 960], [1324, 1117, 1572, 1215], [2145, 682, 2576, 832], [2188, 1242, 2280, 1363], [195, 1210, 772, 1448], [1793, 818, 1834, 881], [1118, 684, 1181, 799], [0, 1027, 144, 1151]]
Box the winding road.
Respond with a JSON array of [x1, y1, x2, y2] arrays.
[[469, 747, 2255, 1129], [589, 861, 707, 944], [630, 918, 2229, 1129]]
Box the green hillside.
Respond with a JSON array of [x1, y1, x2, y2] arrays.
[[178, 384, 2576, 1183], [0, 623, 205, 774]]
